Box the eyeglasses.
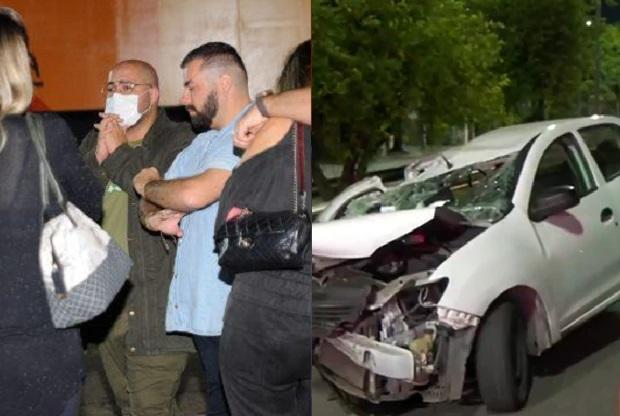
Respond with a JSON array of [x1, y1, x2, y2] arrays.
[[102, 81, 151, 96]]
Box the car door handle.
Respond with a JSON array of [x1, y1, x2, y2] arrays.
[[601, 207, 614, 223]]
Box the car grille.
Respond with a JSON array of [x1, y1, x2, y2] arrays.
[[312, 280, 371, 337]]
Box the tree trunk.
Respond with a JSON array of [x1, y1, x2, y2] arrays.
[[311, 158, 337, 201], [338, 156, 358, 190], [463, 121, 469, 145], [536, 97, 546, 120], [338, 132, 377, 190], [526, 96, 546, 121], [390, 133, 406, 153], [390, 121, 406, 153]]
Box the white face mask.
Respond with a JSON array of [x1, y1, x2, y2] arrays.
[[104, 91, 150, 127]]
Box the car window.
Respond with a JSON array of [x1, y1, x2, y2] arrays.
[[578, 123, 620, 181], [336, 153, 521, 224], [532, 134, 594, 200]]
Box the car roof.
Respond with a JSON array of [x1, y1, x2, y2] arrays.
[[406, 116, 620, 182], [470, 116, 619, 149]]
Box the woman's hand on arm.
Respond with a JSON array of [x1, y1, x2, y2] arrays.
[[240, 118, 294, 162], [234, 87, 310, 150]]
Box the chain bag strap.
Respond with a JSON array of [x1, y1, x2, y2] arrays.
[[295, 122, 306, 212]]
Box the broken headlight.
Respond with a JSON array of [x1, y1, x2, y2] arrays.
[[377, 278, 449, 345]]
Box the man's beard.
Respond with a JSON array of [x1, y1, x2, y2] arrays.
[[188, 91, 218, 131]]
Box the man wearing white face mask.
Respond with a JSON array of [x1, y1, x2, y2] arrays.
[[79, 60, 195, 416], [104, 83, 151, 128]]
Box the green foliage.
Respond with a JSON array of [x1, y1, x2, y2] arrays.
[[410, 1, 509, 130], [600, 25, 620, 82], [600, 24, 620, 112], [313, 0, 507, 193], [313, 0, 614, 195], [467, 0, 594, 119]]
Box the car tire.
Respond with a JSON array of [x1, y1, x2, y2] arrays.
[[475, 301, 531, 412]]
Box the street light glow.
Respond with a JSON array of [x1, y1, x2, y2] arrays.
[[586, 20, 592, 27]]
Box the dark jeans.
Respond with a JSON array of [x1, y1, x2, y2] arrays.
[[193, 335, 230, 416], [58, 390, 80, 416], [220, 271, 311, 416]]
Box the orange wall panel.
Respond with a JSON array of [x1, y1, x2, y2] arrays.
[[4, 0, 118, 110], [3, 1, 310, 110]]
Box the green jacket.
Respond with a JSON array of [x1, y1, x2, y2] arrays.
[[80, 109, 195, 354]]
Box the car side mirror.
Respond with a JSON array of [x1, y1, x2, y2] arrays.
[[530, 185, 579, 222]]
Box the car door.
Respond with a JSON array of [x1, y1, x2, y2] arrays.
[[574, 122, 620, 302], [529, 133, 620, 329]]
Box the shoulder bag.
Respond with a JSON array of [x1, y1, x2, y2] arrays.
[[214, 123, 310, 273], [25, 113, 132, 328]]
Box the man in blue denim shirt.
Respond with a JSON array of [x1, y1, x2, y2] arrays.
[[133, 42, 251, 416]]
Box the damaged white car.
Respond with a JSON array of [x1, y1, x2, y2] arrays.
[[312, 116, 620, 412]]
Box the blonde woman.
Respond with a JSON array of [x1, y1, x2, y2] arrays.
[[0, 8, 103, 416]]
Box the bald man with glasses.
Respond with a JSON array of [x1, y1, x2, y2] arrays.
[[79, 60, 195, 416]]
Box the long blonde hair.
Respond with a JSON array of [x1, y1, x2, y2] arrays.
[[0, 7, 33, 151]]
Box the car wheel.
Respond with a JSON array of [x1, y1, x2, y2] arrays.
[[475, 301, 531, 412]]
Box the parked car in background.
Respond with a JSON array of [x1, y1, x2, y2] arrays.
[[313, 116, 620, 412]]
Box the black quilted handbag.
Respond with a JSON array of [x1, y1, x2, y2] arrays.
[[214, 123, 310, 273]]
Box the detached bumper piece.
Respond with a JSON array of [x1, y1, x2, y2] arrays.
[[326, 333, 415, 380], [316, 334, 419, 403], [315, 326, 478, 403]]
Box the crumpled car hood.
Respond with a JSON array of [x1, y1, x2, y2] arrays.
[[312, 208, 437, 259], [317, 176, 386, 223]]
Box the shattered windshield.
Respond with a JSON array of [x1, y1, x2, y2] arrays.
[[343, 153, 521, 223]]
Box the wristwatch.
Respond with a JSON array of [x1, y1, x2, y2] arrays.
[[255, 89, 274, 118]]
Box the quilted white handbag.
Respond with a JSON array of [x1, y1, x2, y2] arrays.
[[26, 113, 132, 328]]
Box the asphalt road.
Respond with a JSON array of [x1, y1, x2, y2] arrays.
[[312, 302, 620, 416]]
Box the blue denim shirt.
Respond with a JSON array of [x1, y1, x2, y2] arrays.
[[164, 107, 249, 336]]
